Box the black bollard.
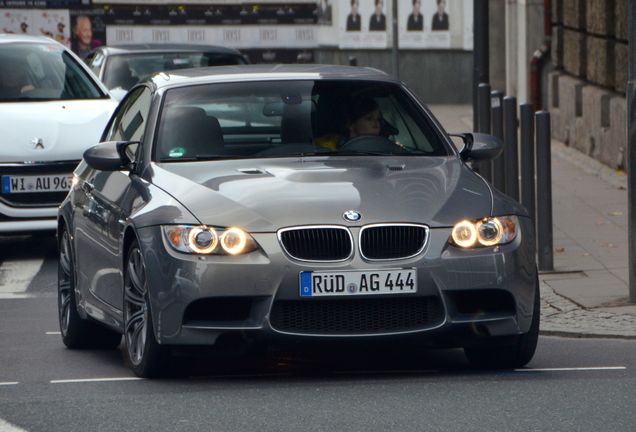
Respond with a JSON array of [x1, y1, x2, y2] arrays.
[[477, 83, 492, 181], [491, 91, 505, 192], [503, 96, 519, 201], [519, 103, 536, 245], [536, 111, 554, 271]]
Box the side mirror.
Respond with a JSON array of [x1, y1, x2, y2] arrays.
[[451, 133, 503, 161], [83, 141, 137, 171]]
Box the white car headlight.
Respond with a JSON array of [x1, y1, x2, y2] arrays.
[[162, 225, 257, 255], [450, 216, 519, 248]]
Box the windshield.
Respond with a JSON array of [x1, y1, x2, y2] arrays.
[[155, 80, 450, 161], [103, 52, 246, 91], [0, 42, 105, 102]]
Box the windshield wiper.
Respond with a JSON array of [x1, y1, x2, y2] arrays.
[[300, 150, 429, 157], [158, 155, 255, 162]]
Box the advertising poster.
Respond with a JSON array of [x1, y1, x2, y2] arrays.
[[32, 9, 71, 47], [100, 3, 316, 27], [314, 0, 332, 25], [1, 9, 33, 34], [69, 8, 105, 60], [106, 24, 317, 49], [315, 0, 338, 47], [339, 0, 388, 49], [398, 0, 450, 49]]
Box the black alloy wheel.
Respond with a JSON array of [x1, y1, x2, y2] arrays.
[[58, 228, 121, 349], [123, 239, 174, 377]]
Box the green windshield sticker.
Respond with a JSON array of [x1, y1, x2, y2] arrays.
[[168, 147, 186, 158]]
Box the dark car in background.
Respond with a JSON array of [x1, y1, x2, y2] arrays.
[[86, 44, 248, 100], [57, 64, 539, 378]]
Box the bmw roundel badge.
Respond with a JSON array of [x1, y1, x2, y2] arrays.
[[343, 210, 361, 222]]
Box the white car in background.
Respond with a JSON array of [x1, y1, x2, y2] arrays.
[[0, 34, 117, 233]]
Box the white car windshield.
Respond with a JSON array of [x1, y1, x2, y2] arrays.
[[0, 42, 105, 102]]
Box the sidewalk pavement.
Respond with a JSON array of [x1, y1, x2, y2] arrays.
[[429, 105, 636, 339]]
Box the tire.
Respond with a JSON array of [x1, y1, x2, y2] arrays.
[[464, 276, 540, 369], [123, 240, 175, 378], [58, 228, 122, 349]]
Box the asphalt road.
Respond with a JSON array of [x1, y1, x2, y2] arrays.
[[1, 234, 635, 432]]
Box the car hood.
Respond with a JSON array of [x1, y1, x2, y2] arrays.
[[150, 156, 493, 232], [0, 99, 117, 162]]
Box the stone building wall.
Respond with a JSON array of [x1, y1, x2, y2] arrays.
[[549, 0, 628, 170]]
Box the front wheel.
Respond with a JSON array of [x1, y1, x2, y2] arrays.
[[123, 240, 175, 378], [58, 228, 121, 349], [464, 277, 540, 369]]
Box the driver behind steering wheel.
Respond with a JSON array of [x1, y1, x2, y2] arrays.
[[314, 95, 399, 151]]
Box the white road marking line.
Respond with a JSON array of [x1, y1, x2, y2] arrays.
[[0, 382, 19, 386], [50, 377, 143, 384], [515, 366, 626, 372], [45, 332, 61, 335], [0, 293, 36, 300], [0, 417, 29, 432], [0, 258, 44, 298]]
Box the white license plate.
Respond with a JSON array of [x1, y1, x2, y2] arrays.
[[299, 269, 417, 297], [2, 174, 72, 194]]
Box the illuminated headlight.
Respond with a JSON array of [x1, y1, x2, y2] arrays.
[[450, 216, 519, 248], [162, 225, 257, 255]]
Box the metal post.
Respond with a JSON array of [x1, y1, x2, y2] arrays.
[[473, 0, 489, 128], [520, 103, 535, 230], [536, 111, 553, 271], [628, 0, 636, 302], [391, 0, 399, 80], [503, 96, 519, 201], [477, 83, 492, 181], [491, 90, 505, 192]]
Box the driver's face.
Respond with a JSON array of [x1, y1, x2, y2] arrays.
[[350, 109, 381, 137]]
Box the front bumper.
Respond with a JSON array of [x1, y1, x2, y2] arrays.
[[0, 161, 78, 233], [0, 201, 57, 232], [137, 218, 537, 348]]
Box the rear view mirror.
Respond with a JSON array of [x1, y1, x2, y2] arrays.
[[451, 133, 503, 161], [84, 141, 137, 171]]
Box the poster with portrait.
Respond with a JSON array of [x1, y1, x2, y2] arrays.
[[69, 8, 105, 60], [1, 9, 33, 35], [398, 0, 451, 49], [339, 0, 388, 49], [32, 9, 71, 47], [315, 0, 332, 25]]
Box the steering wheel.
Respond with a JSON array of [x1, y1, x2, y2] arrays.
[[341, 135, 405, 153]]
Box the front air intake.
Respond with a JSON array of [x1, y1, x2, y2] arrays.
[[279, 226, 353, 261]]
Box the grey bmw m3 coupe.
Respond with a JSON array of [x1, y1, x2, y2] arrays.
[[57, 64, 539, 377]]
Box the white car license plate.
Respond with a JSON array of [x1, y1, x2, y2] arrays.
[[299, 269, 417, 297], [2, 174, 72, 194]]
